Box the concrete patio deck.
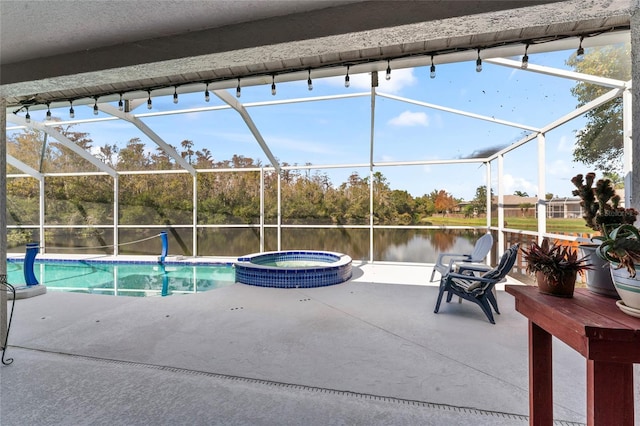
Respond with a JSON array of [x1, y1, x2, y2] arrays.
[[1, 261, 638, 425]]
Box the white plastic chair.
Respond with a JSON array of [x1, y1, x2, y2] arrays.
[[429, 233, 494, 282]]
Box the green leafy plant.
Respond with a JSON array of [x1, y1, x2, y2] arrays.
[[521, 238, 592, 284], [596, 224, 640, 277], [571, 172, 637, 234]]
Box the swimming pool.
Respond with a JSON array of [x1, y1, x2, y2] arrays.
[[6, 259, 235, 297]]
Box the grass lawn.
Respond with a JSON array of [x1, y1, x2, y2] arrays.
[[425, 216, 592, 235]]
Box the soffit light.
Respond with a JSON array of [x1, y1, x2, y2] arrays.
[[521, 44, 530, 69], [475, 49, 482, 72], [430, 55, 436, 79], [576, 36, 585, 61]]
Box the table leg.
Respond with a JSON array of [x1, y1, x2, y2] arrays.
[[587, 360, 634, 426], [529, 321, 553, 426]]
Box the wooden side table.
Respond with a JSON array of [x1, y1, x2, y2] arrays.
[[505, 285, 640, 426]]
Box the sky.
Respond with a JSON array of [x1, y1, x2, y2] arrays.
[[9, 47, 614, 202]]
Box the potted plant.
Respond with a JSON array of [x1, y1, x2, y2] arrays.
[[521, 238, 592, 297], [596, 224, 640, 310], [570, 172, 638, 297]]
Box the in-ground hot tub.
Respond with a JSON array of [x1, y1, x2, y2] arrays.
[[235, 250, 352, 288]]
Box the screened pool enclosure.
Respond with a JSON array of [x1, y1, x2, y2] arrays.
[[4, 30, 633, 264]]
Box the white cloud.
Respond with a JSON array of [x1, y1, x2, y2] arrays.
[[546, 159, 571, 176], [388, 111, 429, 127], [323, 68, 417, 94], [377, 68, 417, 93], [502, 174, 538, 196]]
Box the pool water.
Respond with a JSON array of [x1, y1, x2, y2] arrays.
[[6, 261, 235, 297], [260, 260, 329, 267]]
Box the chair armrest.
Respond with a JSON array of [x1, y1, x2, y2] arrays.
[[436, 252, 471, 264], [456, 263, 491, 274], [442, 255, 472, 270]]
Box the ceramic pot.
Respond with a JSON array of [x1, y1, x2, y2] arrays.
[[578, 244, 618, 298], [536, 270, 576, 298], [610, 264, 640, 310]]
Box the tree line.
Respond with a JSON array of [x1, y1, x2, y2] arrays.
[[6, 127, 490, 233], [6, 43, 626, 233]]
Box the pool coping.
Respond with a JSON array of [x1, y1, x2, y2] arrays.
[[7, 253, 237, 267], [235, 250, 353, 288]]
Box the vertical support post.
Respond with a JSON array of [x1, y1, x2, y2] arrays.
[[536, 133, 546, 242], [24, 243, 39, 286], [39, 176, 45, 253], [587, 360, 634, 425], [1, 97, 7, 350], [497, 154, 505, 255], [529, 321, 553, 425], [630, 4, 640, 213], [277, 173, 281, 251], [485, 162, 492, 264], [369, 72, 377, 263], [369, 169, 374, 263], [623, 87, 633, 208], [193, 173, 198, 257], [260, 168, 264, 253], [113, 175, 119, 255]]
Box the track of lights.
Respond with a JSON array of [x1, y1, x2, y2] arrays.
[[10, 32, 605, 122]]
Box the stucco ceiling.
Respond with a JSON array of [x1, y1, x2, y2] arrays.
[[0, 0, 633, 109]]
